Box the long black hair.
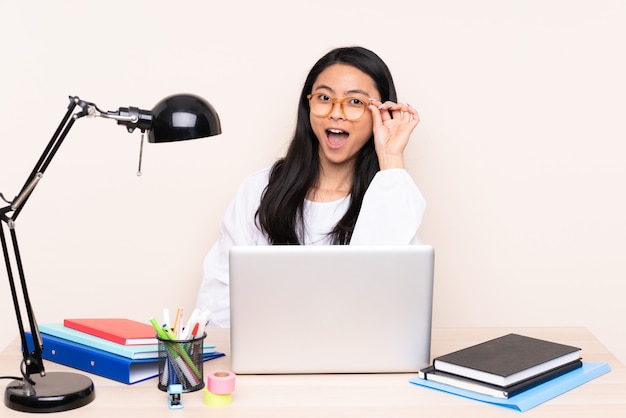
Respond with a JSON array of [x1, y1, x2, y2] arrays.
[[256, 46, 398, 245]]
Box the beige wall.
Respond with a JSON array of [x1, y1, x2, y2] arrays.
[[1, 1, 624, 365]]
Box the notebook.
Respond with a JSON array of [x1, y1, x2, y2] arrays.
[[229, 245, 435, 374]]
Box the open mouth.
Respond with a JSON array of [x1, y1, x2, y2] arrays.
[[326, 128, 349, 148]]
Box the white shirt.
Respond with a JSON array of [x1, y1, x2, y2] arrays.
[[195, 167, 426, 327]]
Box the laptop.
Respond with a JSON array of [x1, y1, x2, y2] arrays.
[[229, 245, 435, 374]]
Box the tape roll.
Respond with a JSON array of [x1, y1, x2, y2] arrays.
[[203, 388, 232, 406], [206, 370, 236, 395]]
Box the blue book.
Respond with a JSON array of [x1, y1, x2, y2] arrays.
[[409, 362, 611, 412], [38, 323, 216, 360], [25, 331, 225, 384]]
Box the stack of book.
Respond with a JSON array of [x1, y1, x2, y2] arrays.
[[25, 318, 224, 384], [418, 333, 582, 398], [411, 333, 611, 411]]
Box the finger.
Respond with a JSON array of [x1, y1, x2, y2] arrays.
[[379, 101, 416, 120], [393, 107, 414, 123], [367, 102, 384, 127], [372, 100, 419, 125], [394, 103, 419, 123], [377, 100, 398, 111], [390, 102, 415, 114], [370, 102, 393, 121], [406, 104, 420, 124]]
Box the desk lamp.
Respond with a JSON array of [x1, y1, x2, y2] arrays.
[[1, 94, 221, 412]]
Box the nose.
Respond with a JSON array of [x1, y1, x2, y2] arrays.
[[328, 101, 345, 120]]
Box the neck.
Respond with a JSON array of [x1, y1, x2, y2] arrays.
[[307, 161, 353, 202]]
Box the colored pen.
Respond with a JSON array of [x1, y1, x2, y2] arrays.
[[191, 322, 200, 338], [196, 309, 211, 336], [150, 317, 170, 340], [181, 308, 200, 340], [172, 307, 183, 337]]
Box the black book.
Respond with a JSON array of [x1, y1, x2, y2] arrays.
[[432, 333, 581, 386], [419, 359, 583, 399]]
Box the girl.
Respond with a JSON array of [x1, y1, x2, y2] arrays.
[[196, 46, 426, 326]]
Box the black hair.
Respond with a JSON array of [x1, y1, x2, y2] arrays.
[[256, 46, 398, 244]]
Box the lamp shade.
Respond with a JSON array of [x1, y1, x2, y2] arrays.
[[148, 94, 221, 143]]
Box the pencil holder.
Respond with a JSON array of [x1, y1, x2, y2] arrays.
[[157, 333, 206, 392]]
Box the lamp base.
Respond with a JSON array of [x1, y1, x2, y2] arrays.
[[4, 372, 95, 413]]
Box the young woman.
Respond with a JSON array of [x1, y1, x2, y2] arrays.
[[196, 46, 426, 326]]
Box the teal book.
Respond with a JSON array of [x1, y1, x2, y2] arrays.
[[410, 362, 611, 412], [38, 323, 215, 360]]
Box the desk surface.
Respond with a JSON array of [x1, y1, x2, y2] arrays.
[[2, 327, 625, 417]]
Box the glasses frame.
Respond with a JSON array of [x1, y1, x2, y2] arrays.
[[306, 93, 370, 121]]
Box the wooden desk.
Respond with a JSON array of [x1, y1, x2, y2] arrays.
[[2, 327, 625, 417]]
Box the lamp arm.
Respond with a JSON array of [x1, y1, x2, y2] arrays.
[[0, 224, 44, 379], [0, 96, 90, 380], [9, 97, 81, 220]]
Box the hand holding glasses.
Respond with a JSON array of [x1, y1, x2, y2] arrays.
[[307, 92, 419, 169], [307, 93, 417, 123]]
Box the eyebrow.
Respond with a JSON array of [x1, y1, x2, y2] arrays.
[[313, 84, 371, 97]]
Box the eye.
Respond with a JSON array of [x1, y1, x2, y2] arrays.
[[315, 93, 331, 102], [347, 97, 366, 107]]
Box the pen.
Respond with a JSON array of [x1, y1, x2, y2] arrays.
[[150, 317, 170, 340], [191, 322, 200, 338], [162, 326, 182, 343], [172, 307, 183, 337], [181, 308, 200, 340], [196, 309, 211, 337]]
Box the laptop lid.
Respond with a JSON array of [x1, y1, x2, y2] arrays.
[[229, 245, 435, 374]]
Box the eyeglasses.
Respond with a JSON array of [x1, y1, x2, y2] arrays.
[[306, 93, 370, 121]]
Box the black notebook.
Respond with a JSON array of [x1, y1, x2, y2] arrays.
[[432, 333, 581, 386]]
